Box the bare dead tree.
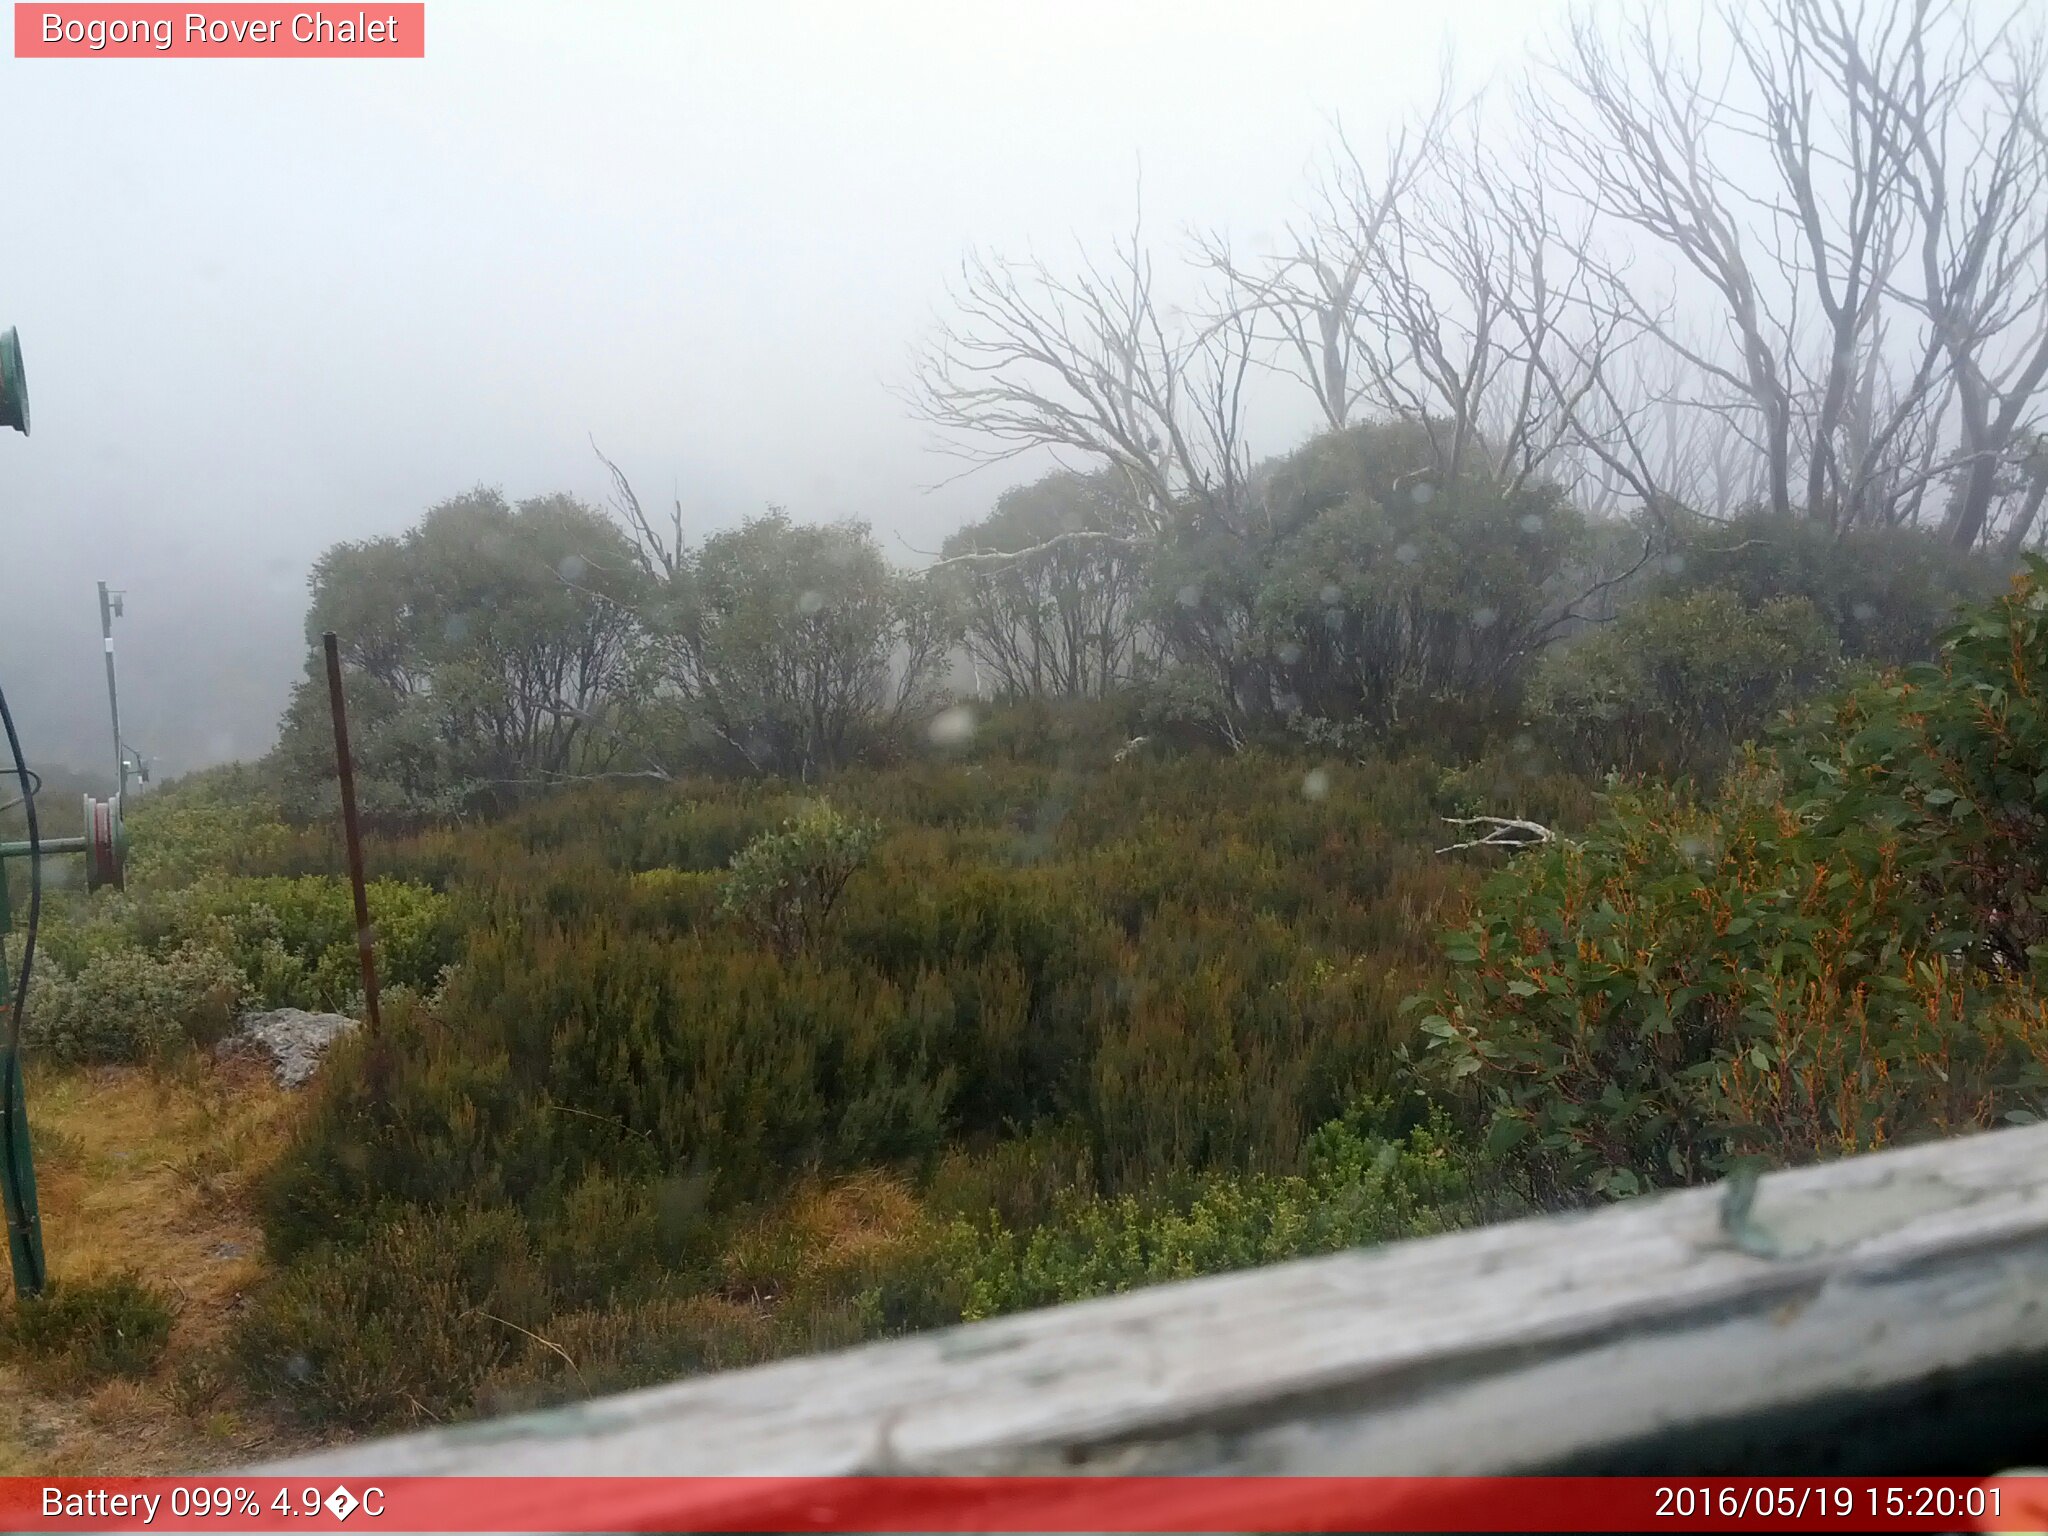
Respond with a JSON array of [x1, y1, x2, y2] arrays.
[[1852, 0, 2048, 548], [1534, 0, 2047, 547], [1546, 317, 1770, 523], [591, 438, 687, 580], [908, 200, 1259, 546], [1540, 5, 1810, 523], [1195, 88, 1454, 433], [1997, 432, 2048, 555]]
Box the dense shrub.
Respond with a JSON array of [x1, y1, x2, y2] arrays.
[[20, 811, 458, 1045], [271, 490, 649, 820], [940, 471, 1150, 702], [1143, 422, 1597, 745], [472, 1294, 776, 1416], [719, 801, 881, 957], [155, 875, 459, 1011], [123, 765, 295, 888], [234, 1204, 551, 1426], [1531, 587, 1840, 777], [932, 1108, 1497, 1318], [1417, 559, 2048, 1200], [1663, 513, 2003, 667], [19, 939, 242, 1064], [234, 746, 1521, 1425], [9, 1272, 175, 1385], [648, 512, 959, 777], [215, 558, 2048, 1430]]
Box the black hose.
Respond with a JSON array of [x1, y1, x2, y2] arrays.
[[0, 673, 45, 1296], [0, 766, 40, 817]]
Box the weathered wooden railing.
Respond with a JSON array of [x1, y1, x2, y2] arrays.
[[267, 1121, 2048, 1479]]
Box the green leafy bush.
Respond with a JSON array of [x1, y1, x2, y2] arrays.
[[718, 801, 881, 957], [932, 1109, 1496, 1319], [238, 748, 1502, 1426], [9, 1272, 175, 1385], [1663, 512, 2003, 667], [155, 875, 459, 1011], [1418, 559, 2048, 1201], [123, 765, 295, 889], [1531, 587, 1839, 778], [20, 940, 242, 1064]]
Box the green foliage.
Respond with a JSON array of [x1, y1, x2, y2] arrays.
[[19, 939, 242, 1064], [939, 471, 1148, 701], [1663, 512, 2004, 667], [9, 1272, 175, 1385], [122, 765, 295, 889], [1417, 559, 2048, 1200], [1137, 665, 1249, 752], [232, 747, 1530, 1426], [49, 427, 2048, 1442], [652, 512, 959, 777], [933, 1109, 1497, 1319], [1144, 422, 1596, 745], [719, 801, 881, 957], [271, 488, 650, 820], [1531, 587, 1840, 778], [16, 831, 456, 1059], [234, 1204, 550, 1426], [157, 875, 459, 1011]]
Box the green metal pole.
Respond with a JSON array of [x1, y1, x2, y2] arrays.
[[0, 863, 45, 1297], [0, 325, 47, 1296]]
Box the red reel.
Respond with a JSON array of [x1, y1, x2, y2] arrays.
[[82, 793, 124, 891]]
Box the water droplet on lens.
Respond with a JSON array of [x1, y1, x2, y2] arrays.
[[928, 705, 976, 746]]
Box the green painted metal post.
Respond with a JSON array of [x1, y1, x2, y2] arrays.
[[0, 862, 45, 1297], [0, 327, 48, 1296]]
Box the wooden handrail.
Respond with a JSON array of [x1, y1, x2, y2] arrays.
[[262, 1120, 2048, 1478]]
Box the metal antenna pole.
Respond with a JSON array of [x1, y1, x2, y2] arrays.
[[98, 581, 124, 799]]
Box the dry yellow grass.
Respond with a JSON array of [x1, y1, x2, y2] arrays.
[[719, 1168, 928, 1305], [789, 1171, 925, 1273], [0, 1056, 337, 1473]]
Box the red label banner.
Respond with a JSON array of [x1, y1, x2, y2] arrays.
[[4, 1475, 2046, 1532], [13, 5, 424, 57]]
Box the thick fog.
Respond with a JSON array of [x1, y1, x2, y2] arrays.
[[0, 0, 1560, 780]]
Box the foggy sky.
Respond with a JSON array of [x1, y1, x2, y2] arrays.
[[0, 0, 1564, 781]]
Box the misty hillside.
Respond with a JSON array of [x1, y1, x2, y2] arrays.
[[3, 0, 2046, 1481]]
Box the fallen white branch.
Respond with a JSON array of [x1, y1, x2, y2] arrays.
[[1435, 815, 1558, 854]]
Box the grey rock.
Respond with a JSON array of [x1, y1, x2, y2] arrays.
[[219, 1008, 360, 1088]]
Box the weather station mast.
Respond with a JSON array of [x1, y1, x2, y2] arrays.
[[0, 326, 133, 1299]]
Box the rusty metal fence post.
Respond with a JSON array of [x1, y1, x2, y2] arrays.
[[322, 632, 382, 1035]]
